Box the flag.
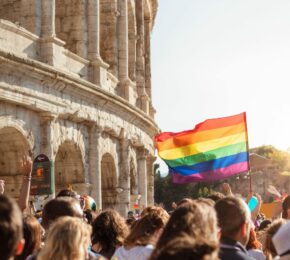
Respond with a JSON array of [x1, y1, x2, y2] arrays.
[[155, 112, 250, 183]]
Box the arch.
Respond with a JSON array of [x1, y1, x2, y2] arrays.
[[0, 127, 31, 198], [54, 140, 85, 194], [101, 153, 118, 209], [55, 0, 87, 57], [128, 0, 137, 81], [99, 0, 118, 76]]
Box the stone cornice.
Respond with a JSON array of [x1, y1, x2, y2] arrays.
[[0, 50, 160, 137]]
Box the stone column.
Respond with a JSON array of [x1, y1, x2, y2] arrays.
[[87, 0, 109, 88], [135, 0, 149, 113], [147, 155, 156, 205], [144, 18, 151, 99], [40, 112, 56, 198], [40, 0, 65, 66], [137, 148, 148, 208], [88, 125, 102, 210], [117, 138, 131, 216]]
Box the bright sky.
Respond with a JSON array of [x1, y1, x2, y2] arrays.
[[151, 0, 290, 174]]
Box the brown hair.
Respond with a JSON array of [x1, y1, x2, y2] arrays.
[[152, 200, 218, 258], [41, 197, 83, 230], [92, 209, 129, 259], [125, 208, 169, 247], [150, 233, 219, 260], [215, 196, 250, 238], [282, 195, 290, 219], [264, 218, 286, 259], [246, 228, 262, 250], [0, 195, 23, 260], [16, 216, 42, 260]]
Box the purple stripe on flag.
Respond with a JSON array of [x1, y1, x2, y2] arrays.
[[172, 161, 249, 184]]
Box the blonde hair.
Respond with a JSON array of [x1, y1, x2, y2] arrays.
[[38, 216, 91, 260]]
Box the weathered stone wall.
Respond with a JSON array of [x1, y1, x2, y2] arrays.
[[0, 0, 158, 216]]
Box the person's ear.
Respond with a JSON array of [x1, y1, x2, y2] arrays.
[[240, 222, 247, 237], [15, 239, 25, 255]]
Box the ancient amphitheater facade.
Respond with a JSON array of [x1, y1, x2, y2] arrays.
[[0, 0, 158, 215]]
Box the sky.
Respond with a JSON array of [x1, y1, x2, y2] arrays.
[[151, 0, 290, 174]]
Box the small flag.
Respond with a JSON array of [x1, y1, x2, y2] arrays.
[[155, 113, 250, 183]]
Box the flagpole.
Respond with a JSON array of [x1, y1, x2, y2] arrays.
[[243, 112, 252, 193]]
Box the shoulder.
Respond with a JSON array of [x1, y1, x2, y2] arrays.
[[220, 248, 255, 260]]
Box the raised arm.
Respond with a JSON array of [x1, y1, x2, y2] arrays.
[[18, 156, 32, 212]]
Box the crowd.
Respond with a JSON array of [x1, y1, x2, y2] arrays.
[[1, 157, 290, 260]]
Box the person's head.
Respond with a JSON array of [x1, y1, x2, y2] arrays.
[[91, 209, 129, 258], [282, 195, 290, 219], [176, 198, 193, 208], [127, 211, 135, 219], [83, 209, 97, 225], [141, 206, 169, 220], [215, 196, 251, 246], [258, 219, 272, 231], [246, 228, 262, 250], [264, 218, 286, 259], [272, 221, 290, 258], [38, 216, 91, 260], [56, 189, 78, 199], [41, 197, 83, 230], [16, 216, 42, 260], [150, 234, 219, 260], [0, 195, 24, 260], [153, 200, 218, 255], [125, 208, 169, 248]]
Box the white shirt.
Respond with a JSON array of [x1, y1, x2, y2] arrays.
[[247, 249, 266, 260], [112, 244, 154, 260]]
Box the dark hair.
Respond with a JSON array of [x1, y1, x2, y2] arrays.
[[41, 197, 82, 230], [125, 209, 169, 247], [56, 189, 78, 199], [258, 219, 272, 231], [83, 209, 97, 225], [150, 234, 218, 260], [215, 196, 250, 238], [16, 216, 42, 260], [152, 201, 218, 258], [92, 209, 129, 259], [0, 195, 23, 260], [282, 195, 290, 219]]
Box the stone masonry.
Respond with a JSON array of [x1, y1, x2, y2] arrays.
[[0, 0, 158, 216]]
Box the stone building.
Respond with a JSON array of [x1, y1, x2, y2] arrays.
[[0, 0, 158, 215]]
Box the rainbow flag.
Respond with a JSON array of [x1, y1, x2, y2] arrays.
[[155, 113, 250, 183]]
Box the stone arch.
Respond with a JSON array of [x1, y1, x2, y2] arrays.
[[128, 0, 137, 81], [101, 153, 118, 209], [55, 0, 88, 57], [99, 0, 118, 76], [54, 140, 85, 195], [0, 127, 32, 198]]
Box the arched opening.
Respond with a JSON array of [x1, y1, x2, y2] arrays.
[[128, 0, 137, 81], [55, 0, 87, 57], [55, 141, 85, 195], [100, 0, 118, 76], [101, 153, 118, 209], [0, 127, 31, 198]]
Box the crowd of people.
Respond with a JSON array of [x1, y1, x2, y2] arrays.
[[1, 158, 290, 260]]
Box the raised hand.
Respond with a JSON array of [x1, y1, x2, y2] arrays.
[[0, 180, 4, 194], [222, 183, 232, 196], [20, 155, 32, 177]]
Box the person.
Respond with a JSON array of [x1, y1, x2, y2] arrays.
[[263, 218, 286, 260], [113, 207, 169, 260], [246, 228, 265, 260], [215, 196, 254, 260], [91, 209, 129, 259], [0, 194, 24, 260], [282, 195, 290, 219], [56, 189, 78, 199], [37, 216, 92, 260], [41, 196, 83, 230], [150, 234, 218, 260], [16, 216, 43, 260], [151, 200, 219, 259], [272, 221, 290, 260], [207, 192, 225, 203]]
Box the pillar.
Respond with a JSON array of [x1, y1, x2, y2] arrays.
[[147, 155, 155, 205], [88, 125, 102, 210], [137, 148, 148, 208]]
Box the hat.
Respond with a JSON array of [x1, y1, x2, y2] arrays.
[[272, 221, 290, 256]]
